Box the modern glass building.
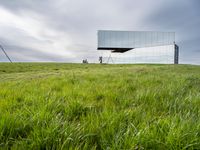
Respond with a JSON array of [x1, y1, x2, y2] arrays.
[[97, 30, 179, 64]]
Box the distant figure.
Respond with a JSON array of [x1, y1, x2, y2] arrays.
[[82, 59, 88, 64], [99, 56, 103, 64]]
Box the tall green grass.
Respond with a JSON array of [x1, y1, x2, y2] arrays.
[[0, 63, 200, 149]]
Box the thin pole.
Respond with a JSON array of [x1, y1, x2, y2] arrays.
[[0, 45, 12, 63], [106, 54, 111, 64]]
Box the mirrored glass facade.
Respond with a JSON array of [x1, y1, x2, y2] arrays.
[[100, 45, 175, 64], [98, 30, 175, 49]]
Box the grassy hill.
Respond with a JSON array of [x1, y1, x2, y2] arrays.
[[0, 63, 199, 149]]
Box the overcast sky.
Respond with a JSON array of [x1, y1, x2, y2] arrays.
[[0, 0, 199, 64]]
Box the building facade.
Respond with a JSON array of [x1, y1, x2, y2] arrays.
[[97, 30, 179, 64]]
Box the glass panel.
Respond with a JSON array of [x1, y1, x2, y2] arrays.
[[98, 30, 175, 48]]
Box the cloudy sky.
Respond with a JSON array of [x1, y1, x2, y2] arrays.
[[0, 0, 199, 64]]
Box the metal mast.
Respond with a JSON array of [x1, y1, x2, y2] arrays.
[[0, 45, 12, 63]]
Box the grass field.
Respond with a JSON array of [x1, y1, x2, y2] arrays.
[[0, 63, 200, 149]]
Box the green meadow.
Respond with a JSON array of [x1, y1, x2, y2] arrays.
[[0, 63, 199, 149]]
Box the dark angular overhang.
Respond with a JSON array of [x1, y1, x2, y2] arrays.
[[97, 47, 133, 53]]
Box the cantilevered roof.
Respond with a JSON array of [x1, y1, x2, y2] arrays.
[[97, 30, 175, 53]]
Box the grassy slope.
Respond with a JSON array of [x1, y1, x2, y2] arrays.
[[0, 63, 199, 149]]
